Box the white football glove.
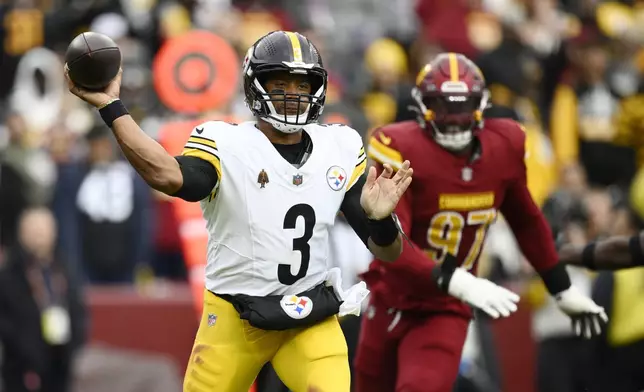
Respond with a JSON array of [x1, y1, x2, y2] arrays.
[[447, 268, 520, 319], [555, 286, 608, 339]]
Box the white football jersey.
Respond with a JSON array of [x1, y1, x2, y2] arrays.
[[180, 121, 367, 296]]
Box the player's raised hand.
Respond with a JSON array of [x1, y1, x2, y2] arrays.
[[555, 286, 608, 338], [361, 161, 413, 220], [64, 64, 122, 108]]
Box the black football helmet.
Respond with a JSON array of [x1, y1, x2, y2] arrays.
[[243, 31, 328, 133]]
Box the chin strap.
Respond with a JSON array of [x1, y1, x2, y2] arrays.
[[262, 116, 304, 134]]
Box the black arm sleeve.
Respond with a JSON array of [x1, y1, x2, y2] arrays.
[[172, 156, 219, 202], [340, 175, 370, 247]]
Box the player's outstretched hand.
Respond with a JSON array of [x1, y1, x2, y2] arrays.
[[64, 64, 122, 108], [361, 161, 413, 220], [555, 286, 608, 339], [447, 268, 520, 319]]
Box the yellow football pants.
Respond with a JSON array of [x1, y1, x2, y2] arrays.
[[183, 290, 350, 392]]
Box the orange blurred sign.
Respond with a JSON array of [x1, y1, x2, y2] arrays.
[[153, 31, 239, 114]]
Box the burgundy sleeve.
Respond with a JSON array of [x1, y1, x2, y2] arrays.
[[500, 131, 571, 295], [367, 127, 440, 286], [372, 160, 437, 277], [501, 171, 558, 272]]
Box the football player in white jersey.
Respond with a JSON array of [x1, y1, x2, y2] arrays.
[[65, 30, 410, 391], [64, 31, 517, 392]]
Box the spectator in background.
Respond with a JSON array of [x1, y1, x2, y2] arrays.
[[151, 190, 186, 281], [1, 110, 54, 251], [0, 207, 86, 392], [613, 81, 644, 170], [0, 153, 29, 250], [550, 23, 636, 188], [362, 37, 411, 127], [528, 197, 593, 392], [52, 126, 152, 284], [588, 201, 644, 392]]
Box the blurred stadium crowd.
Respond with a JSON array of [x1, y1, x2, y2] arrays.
[[2, 0, 644, 391]]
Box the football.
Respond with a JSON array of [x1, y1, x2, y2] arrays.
[[65, 32, 121, 91]]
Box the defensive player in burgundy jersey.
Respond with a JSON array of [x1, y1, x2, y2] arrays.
[[354, 53, 608, 392]]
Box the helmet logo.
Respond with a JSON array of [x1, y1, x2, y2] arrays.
[[462, 167, 473, 182], [440, 81, 469, 94]]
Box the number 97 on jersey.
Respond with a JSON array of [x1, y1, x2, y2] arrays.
[[425, 208, 498, 271]]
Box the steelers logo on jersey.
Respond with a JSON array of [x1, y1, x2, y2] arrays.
[[280, 295, 314, 319], [326, 165, 347, 191]]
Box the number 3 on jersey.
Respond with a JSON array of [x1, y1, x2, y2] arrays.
[[427, 209, 497, 270], [280, 204, 315, 285]]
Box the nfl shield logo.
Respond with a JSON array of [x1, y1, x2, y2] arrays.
[[293, 173, 303, 186], [207, 313, 217, 327], [461, 167, 473, 182]]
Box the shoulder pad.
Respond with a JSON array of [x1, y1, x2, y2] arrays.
[[188, 120, 238, 142], [332, 125, 366, 190], [181, 121, 232, 177], [484, 118, 526, 159], [312, 122, 364, 152], [367, 122, 415, 170], [312, 123, 367, 189]]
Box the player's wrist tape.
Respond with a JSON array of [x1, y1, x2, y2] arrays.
[[629, 235, 644, 266], [582, 242, 597, 270], [99, 99, 128, 128], [539, 263, 572, 296], [431, 253, 458, 292], [367, 215, 399, 246]]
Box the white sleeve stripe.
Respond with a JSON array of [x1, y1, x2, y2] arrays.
[[368, 148, 402, 169], [358, 152, 366, 161], [185, 142, 220, 158], [355, 155, 367, 167]]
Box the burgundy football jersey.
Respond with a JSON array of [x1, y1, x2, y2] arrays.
[[365, 118, 529, 315]]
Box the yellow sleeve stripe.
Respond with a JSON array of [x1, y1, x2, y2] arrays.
[[347, 157, 367, 190], [181, 147, 222, 179], [188, 136, 218, 150], [367, 137, 403, 169]]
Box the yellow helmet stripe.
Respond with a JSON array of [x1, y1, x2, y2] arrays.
[[448, 53, 459, 82], [285, 31, 303, 62], [415, 64, 432, 86]]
